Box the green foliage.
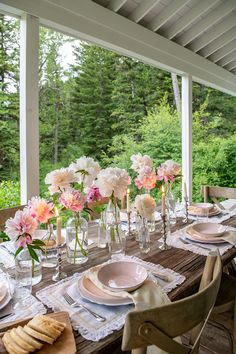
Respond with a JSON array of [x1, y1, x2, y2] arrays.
[[0, 180, 20, 208]]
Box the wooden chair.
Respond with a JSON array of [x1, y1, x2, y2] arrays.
[[201, 185, 236, 210], [0, 206, 25, 232], [122, 251, 222, 354]]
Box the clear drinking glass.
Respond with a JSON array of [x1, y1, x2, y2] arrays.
[[138, 217, 150, 254], [97, 211, 107, 248], [15, 248, 42, 286]]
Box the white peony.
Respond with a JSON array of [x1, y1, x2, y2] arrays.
[[45, 168, 77, 195], [134, 194, 156, 219], [69, 156, 100, 188], [131, 153, 153, 172], [96, 167, 131, 200]]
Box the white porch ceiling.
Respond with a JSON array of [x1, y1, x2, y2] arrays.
[[93, 0, 236, 77], [0, 0, 236, 95]]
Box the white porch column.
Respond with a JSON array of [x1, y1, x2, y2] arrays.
[[20, 14, 39, 204], [182, 74, 192, 201]]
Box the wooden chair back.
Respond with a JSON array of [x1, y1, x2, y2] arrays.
[[122, 251, 222, 354], [201, 185, 236, 209], [0, 206, 25, 231]]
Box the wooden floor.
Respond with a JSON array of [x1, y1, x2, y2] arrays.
[[183, 311, 233, 354]]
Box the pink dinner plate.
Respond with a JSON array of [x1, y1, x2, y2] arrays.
[[191, 223, 227, 237], [78, 276, 133, 306], [97, 261, 148, 292], [185, 227, 226, 244], [188, 205, 220, 217]]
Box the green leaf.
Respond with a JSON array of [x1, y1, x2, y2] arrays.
[[14, 246, 23, 258], [31, 239, 45, 246], [0, 231, 10, 242], [27, 245, 39, 262]]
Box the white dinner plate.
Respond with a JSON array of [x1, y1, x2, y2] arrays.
[[191, 223, 227, 237], [185, 231, 226, 244]]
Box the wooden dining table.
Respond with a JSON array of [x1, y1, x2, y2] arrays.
[[29, 215, 236, 354]]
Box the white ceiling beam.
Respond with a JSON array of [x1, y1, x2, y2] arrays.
[[165, 0, 217, 40], [217, 50, 236, 67], [188, 12, 236, 53], [208, 39, 236, 63], [177, 0, 236, 46], [225, 60, 236, 71], [108, 0, 127, 12], [129, 0, 161, 23], [148, 0, 189, 32], [200, 27, 236, 58], [1, 0, 236, 96]]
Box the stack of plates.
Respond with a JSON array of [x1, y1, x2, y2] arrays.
[[77, 261, 148, 306], [0, 281, 12, 313], [188, 203, 220, 217], [185, 222, 227, 244]]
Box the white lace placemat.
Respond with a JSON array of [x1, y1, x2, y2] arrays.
[[36, 255, 185, 341], [0, 274, 46, 325], [166, 225, 235, 256]]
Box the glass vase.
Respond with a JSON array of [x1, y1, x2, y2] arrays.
[[97, 211, 107, 248], [166, 183, 176, 225], [147, 213, 155, 232], [41, 223, 57, 268], [106, 199, 125, 257], [66, 214, 88, 264], [138, 217, 150, 254], [15, 248, 42, 286]]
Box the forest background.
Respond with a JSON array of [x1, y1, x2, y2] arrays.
[[0, 15, 236, 209]]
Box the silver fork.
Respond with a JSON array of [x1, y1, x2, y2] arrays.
[[62, 292, 106, 322]]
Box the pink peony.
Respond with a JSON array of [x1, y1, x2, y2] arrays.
[[157, 160, 181, 183], [60, 190, 87, 212], [17, 235, 33, 248], [135, 166, 157, 191], [28, 197, 55, 223], [86, 186, 102, 203], [5, 208, 38, 242]]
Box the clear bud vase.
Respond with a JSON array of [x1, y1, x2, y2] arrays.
[[41, 223, 57, 268], [15, 248, 42, 286], [106, 199, 125, 258], [147, 213, 155, 232], [138, 217, 150, 254], [166, 183, 177, 225], [97, 211, 107, 248], [66, 213, 88, 264]]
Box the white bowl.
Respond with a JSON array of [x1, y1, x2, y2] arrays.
[[97, 261, 148, 292]]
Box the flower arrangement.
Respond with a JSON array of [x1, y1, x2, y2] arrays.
[[69, 156, 101, 189], [134, 194, 156, 220], [157, 160, 181, 183], [4, 201, 53, 266], [131, 154, 156, 191], [96, 167, 131, 201]]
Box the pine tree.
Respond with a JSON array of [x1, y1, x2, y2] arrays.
[[71, 43, 117, 159]]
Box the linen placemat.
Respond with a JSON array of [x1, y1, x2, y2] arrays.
[[166, 225, 235, 256], [36, 255, 185, 341]]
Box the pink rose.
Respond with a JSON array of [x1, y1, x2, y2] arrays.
[[28, 197, 55, 223]]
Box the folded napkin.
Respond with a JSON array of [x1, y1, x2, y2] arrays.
[[221, 230, 236, 245]]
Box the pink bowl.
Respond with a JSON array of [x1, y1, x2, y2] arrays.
[[97, 261, 148, 292]]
